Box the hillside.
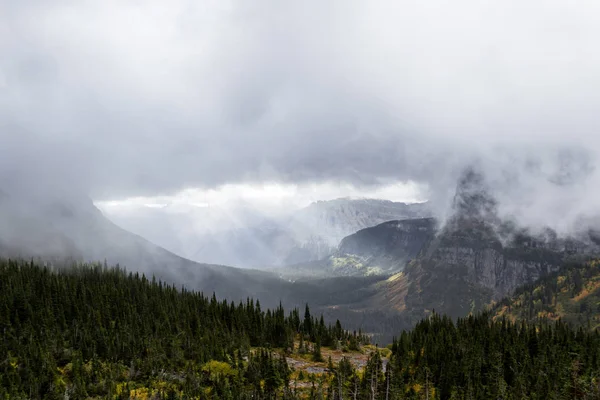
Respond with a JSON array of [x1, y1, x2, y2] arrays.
[[282, 218, 437, 278], [288, 198, 430, 250], [493, 259, 600, 330], [0, 188, 292, 307], [0, 189, 417, 340], [0, 259, 369, 399], [329, 218, 436, 276], [386, 312, 600, 399], [3, 259, 600, 399]]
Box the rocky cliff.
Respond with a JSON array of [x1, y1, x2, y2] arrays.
[[369, 167, 599, 320], [328, 218, 437, 276]]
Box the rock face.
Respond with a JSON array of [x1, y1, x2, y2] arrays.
[[285, 168, 595, 285], [422, 223, 579, 301], [420, 166, 592, 300], [364, 167, 600, 321], [339, 218, 437, 257], [330, 218, 437, 276]]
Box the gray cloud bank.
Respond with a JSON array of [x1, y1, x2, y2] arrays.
[[1, 0, 600, 232]]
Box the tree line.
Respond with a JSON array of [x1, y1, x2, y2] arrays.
[[2, 258, 600, 399], [0, 258, 367, 399]]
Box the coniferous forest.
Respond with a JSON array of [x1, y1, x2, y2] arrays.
[[2, 258, 600, 399], [0, 259, 367, 399], [494, 260, 600, 330]]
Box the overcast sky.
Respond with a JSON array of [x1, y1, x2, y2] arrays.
[[2, 0, 600, 230]]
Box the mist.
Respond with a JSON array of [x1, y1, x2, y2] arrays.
[[2, 0, 600, 237]]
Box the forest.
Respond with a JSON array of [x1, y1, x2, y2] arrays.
[[1, 258, 600, 399], [494, 259, 600, 330]]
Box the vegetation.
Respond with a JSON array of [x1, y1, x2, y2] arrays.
[[493, 259, 600, 330], [3, 257, 600, 399], [386, 312, 600, 399], [0, 259, 367, 399]]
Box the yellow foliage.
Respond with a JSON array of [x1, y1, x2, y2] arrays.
[[130, 387, 152, 399], [387, 272, 404, 282], [573, 280, 600, 302], [83, 360, 93, 374], [203, 360, 237, 378], [53, 375, 66, 391], [153, 380, 168, 391], [406, 383, 436, 397], [115, 382, 127, 396], [379, 347, 392, 358], [411, 383, 422, 393]]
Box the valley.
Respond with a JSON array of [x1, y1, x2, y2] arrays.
[[2, 168, 600, 346], [3, 169, 600, 399]]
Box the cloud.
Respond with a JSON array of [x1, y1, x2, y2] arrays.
[[1, 0, 600, 230]]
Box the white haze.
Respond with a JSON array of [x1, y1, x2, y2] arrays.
[[1, 0, 600, 237]]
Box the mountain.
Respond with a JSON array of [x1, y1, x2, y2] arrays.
[[492, 259, 600, 330], [0, 188, 289, 306], [376, 168, 599, 322], [102, 198, 431, 268], [287, 198, 430, 246], [0, 187, 415, 339], [295, 168, 599, 327], [281, 218, 437, 278]]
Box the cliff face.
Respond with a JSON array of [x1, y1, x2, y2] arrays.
[[330, 218, 437, 276], [422, 225, 578, 301], [420, 166, 592, 299], [374, 167, 599, 320]]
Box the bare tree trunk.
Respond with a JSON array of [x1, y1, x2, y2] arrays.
[[370, 368, 376, 400], [385, 368, 390, 400]]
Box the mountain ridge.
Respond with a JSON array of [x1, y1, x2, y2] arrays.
[[0, 189, 292, 307], [102, 197, 432, 268]]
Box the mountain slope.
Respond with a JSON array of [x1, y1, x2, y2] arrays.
[[353, 168, 600, 323], [102, 198, 431, 268], [0, 189, 290, 306], [493, 259, 600, 329], [331, 217, 437, 276], [0, 259, 370, 398], [282, 218, 438, 278], [287, 198, 430, 247], [0, 188, 415, 339]]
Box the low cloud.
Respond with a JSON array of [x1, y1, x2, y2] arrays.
[[1, 0, 600, 232]]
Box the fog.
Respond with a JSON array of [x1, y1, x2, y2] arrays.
[[2, 0, 600, 237]]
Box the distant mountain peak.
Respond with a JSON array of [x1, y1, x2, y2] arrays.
[[452, 167, 496, 215], [448, 166, 500, 231]]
